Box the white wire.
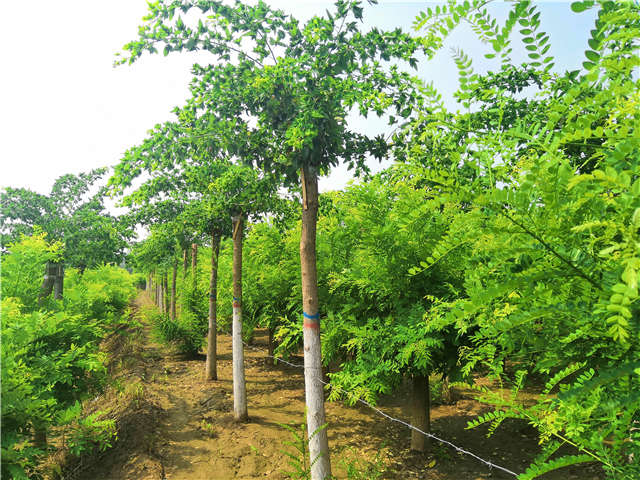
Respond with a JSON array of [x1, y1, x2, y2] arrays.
[[240, 338, 519, 478]]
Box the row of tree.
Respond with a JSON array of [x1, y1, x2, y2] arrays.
[[2, 1, 636, 479], [110, 1, 639, 479]]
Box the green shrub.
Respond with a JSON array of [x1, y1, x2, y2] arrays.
[[65, 412, 117, 457], [64, 265, 136, 321], [144, 306, 204, 357], [1, 298, 107, 479], [0, 232, 63, 312], [1, 234, 136, 478]]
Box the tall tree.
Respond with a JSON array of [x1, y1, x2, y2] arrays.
[[208, 164, 278, 420], [118, 3, 425, 475], [1, 169, 131, 301]]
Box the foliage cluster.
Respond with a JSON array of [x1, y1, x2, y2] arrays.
[[92, 0, 640, 478], [1, 234, 137, 479], [0, 169, 131, 270]]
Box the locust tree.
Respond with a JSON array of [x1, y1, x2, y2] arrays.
[[1, 169, 130, 302], [118, 2, 425, 475], [206, 164, 278, 420], [398, 1, 640, 477]]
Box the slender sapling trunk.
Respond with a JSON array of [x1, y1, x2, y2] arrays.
[[171, 260, 177, 321], [160, 276, 166, 314], [53, 263, 64, 300], [164, 272, 170, 314], [206, 231, 220, 381], [183, 248, 189, 280], [191, 242, 198, 291], [155, 274, 160, 307], [232, 215, 247, 421], [410, 374, 431, 452], [300, 165, 332, 479]]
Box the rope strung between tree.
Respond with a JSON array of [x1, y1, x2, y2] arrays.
[[240, 337, 520, 478]]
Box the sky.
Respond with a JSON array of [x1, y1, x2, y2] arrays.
[[1, 1, 597, 197]]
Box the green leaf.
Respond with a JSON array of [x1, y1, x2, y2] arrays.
[[570, 1, 593, 13], [584, 50, 599, 62]]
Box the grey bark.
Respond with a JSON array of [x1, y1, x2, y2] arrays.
[[183, 248, 189, 280], [191, 243, 198, 291], [206, 231, 220, 381], [53, 263, 64, 300], [300, 166, 331, 479], [171, 260, 177, 321], [37, 261, 58, 307], [232, 215, 247, 421], [164, 273, 170, 314]]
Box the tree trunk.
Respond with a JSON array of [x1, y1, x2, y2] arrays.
[[37, 261, 58, 307], [33, 424, 47, 449], [183, 248, 189, 280], [232, 215, 247, 421], [300, 165, 332, 479], [53, 263, 64, 300], [160, 275, 165, 314], [171, 260, 177, 321], [147, 274, 151, 292], [410, 374, 431, 452], [164, 273, 170, 315], [267, 327, 275, 366], [206, 231, 220, 381], [191, 243, 198, 291], [155, 275, 160, 307]]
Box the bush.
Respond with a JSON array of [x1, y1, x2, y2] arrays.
[[1, 234, 137, 478], [0, 232, 63, 312], [144, 306, 204, 357], [64, 265, 136, 321], [1, 299, 107, 479]]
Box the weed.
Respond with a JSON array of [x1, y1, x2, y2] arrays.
[[200, 420, 216, 438], [338, 446, 386, 480], [279, 421, 327, 480]]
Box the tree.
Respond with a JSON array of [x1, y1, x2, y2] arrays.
[[309, 169, 469, 452], [118, 2, 425, 475], [178, 192, 231, 381], [1, 169, 131, 302], [400, 1, 640, 477], [207, 164, 278, 420]]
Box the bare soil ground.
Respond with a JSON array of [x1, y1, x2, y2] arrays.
[[64, 293, 602, 480]]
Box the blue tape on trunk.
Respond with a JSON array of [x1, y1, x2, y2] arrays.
[[303, 312, 320, 320]]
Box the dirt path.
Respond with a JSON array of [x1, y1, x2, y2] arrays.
[[75, 293, 601, 480]]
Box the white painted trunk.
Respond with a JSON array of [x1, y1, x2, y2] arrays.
[[232, 215, 247, 421], [206, 232, 219, 381], [232, 301, 247, 420], [300, 166, 331, 479], [303, 323, 331, 478]]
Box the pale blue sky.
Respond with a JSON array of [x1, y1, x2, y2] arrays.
[[1, 1, 597, 195]]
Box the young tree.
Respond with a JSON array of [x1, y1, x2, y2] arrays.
[[178, 193, 231, 381], [118, 2, 425, 474], [208, 164, 278, 420]]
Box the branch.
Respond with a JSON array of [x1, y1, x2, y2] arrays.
[[497, 206, 603, 291]]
